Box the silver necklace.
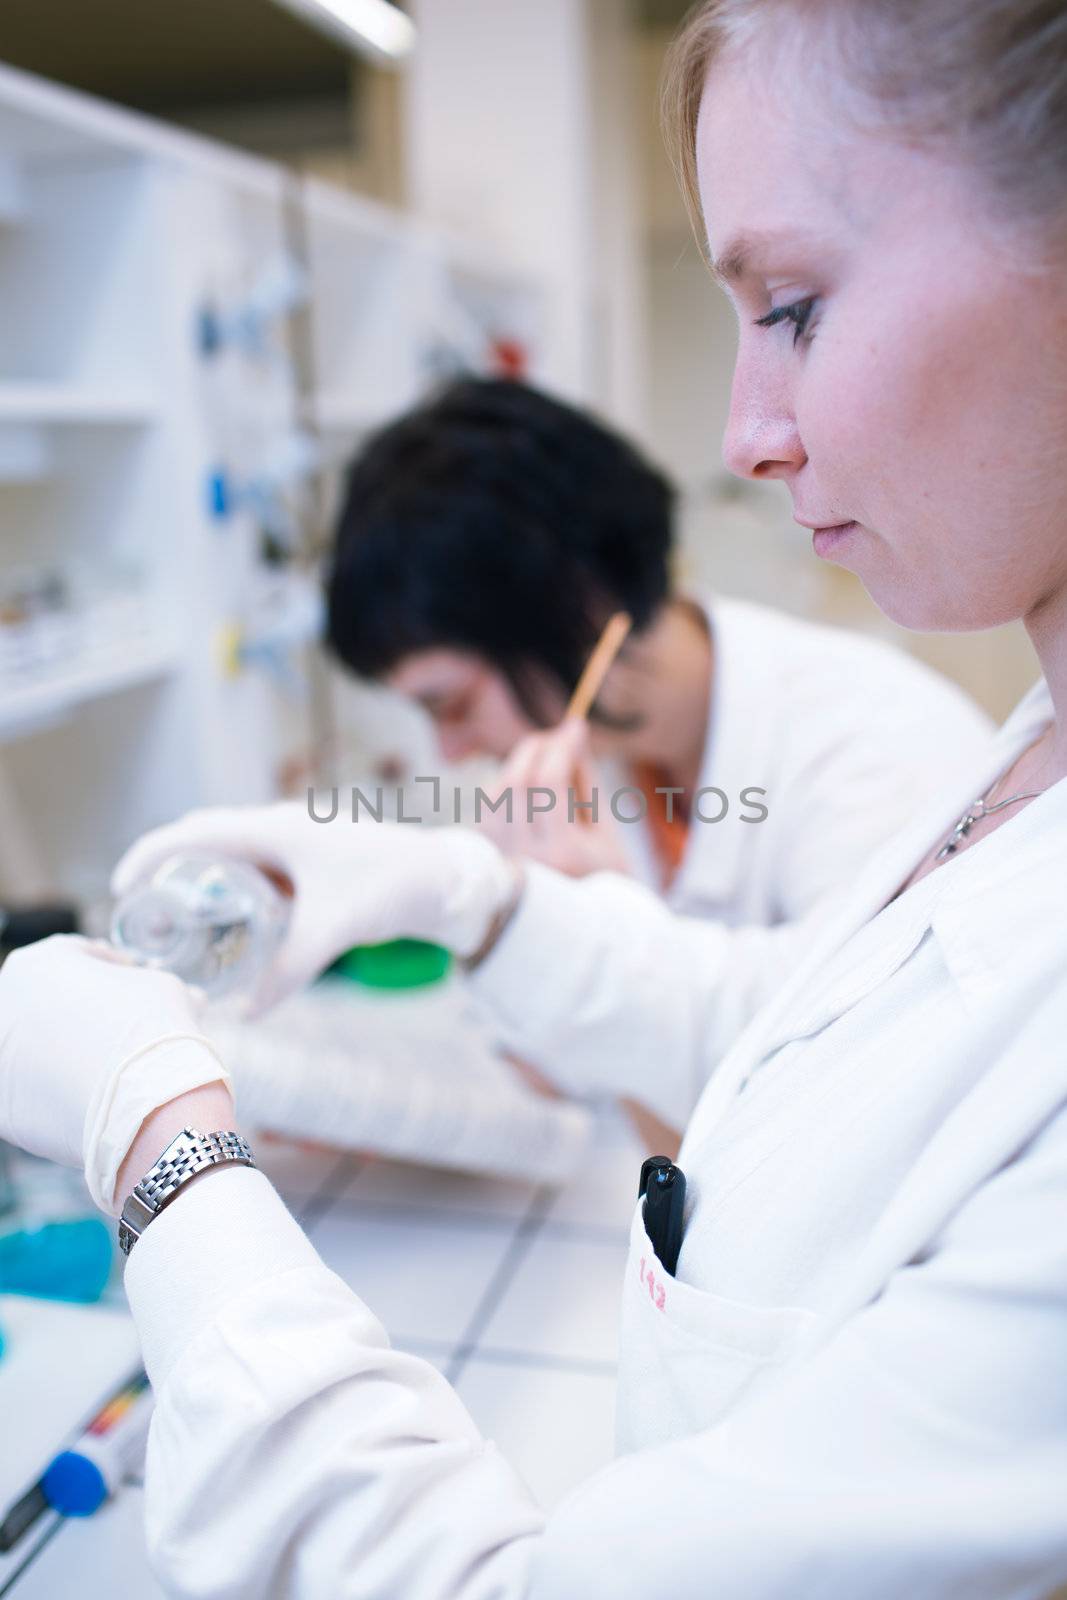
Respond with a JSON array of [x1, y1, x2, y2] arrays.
[[935, 771, 1045, 861]]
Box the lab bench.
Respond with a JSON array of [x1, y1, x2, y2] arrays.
[[0, 1107, 641, 1595]]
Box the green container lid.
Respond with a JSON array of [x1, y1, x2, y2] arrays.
[[331, 938, 452, 989]]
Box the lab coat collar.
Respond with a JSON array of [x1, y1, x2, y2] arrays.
[[929, 767, 1067, 1003], [702, 677, 1059, 1108], [801, 673, 1058, 984]]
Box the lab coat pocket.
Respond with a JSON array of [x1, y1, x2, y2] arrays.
[[615, 1201, 816, 1455]]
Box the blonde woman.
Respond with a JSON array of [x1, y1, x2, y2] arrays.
[[1, 2, 1065, 1594]]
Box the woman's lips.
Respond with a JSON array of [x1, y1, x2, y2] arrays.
[[812, 521, 858, 558]]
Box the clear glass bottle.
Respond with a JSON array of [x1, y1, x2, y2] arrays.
[[110, 853, 290, 1002]]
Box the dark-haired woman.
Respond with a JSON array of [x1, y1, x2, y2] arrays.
[[328, 377, 989, 1153], [328, 376, 987, 918]]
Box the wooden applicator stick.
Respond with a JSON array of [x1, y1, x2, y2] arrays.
[[565, 611, 632, 722]]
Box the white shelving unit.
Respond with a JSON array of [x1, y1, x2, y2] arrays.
[[302, 178, 422, 431], [301, 179, 548, 453], [0, 385, 158, 424], [0, 639, 179, 742], [0, 60, 554, 909]]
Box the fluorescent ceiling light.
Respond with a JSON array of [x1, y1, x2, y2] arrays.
[[270, 0, 416, 64]]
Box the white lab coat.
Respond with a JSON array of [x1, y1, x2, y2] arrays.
[[226, 598, 990, 1163], [615, 594, 993, 922], [126, 678, 1067, 1599]]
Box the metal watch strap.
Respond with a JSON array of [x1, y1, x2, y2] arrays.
[[461, 862, 526, 974], [118, 1127, 255, 1257]]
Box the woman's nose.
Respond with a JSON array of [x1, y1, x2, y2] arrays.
[[721, 357, 806, 482]]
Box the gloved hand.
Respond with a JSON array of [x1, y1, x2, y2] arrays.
[[0, 936, 231, 1214], [111, 802, 520, 1014], [477, 718, 632, 879]]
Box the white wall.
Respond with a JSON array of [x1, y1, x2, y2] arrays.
[[403, 0, 645, 425]]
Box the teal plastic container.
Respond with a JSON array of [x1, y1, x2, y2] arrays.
[[0, 1219, 113, 1304]]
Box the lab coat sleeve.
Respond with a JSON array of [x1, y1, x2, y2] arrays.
[[129, 1109, 1067, 1600], [465, 862, 817, 1129], [127, 1165, 546, 1599]]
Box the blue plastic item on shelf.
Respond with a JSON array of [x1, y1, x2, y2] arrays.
[[207, 466, 231, 519], [0, 1219, 113, 1303]]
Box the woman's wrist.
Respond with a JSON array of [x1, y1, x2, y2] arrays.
[[115, 1081, 237, 1205]]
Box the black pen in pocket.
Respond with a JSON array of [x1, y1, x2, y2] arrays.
[[639, 1155, 687, 1277]]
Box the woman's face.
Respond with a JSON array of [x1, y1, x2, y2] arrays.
[[386, 650, 559, 762], [697, 41, 1067, 632]]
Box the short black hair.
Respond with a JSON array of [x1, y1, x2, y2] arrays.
[[326, 377, 675, 723]]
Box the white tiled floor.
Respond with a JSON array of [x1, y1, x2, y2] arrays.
[[2, 1107, 645, 1595], [340, 1154, 540, 1221], [476, 1227, 626, 1365], [453, 1356, 619, 1508], [252, 1134, 355, 1203], [541, 1138, 640, 1238], [309, 1202, 523, 1346], [6, 1490, 157, 1599]]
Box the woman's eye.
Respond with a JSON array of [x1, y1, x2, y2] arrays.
[[754, 296, 817, 346], [436, 696, 474, 726]]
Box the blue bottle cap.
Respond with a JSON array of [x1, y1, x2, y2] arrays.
[[42, 1451, 108, 1517]]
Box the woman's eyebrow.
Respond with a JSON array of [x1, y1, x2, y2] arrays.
[[711, 231, 762, 285], [414, 687, 461, 710], [710, 226, 828, 287]]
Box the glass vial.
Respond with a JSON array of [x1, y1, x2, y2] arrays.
[[110, 853, 290, 1002]]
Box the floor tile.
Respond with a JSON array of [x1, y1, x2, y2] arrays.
[[390, 1334, 456, 1369], [476, 1229, 627, 1365], [340, 1154, 539, 1225], [541, 1130, 643, 1237], [0, 1512, 63, 1598], [7, 1488, 164, 1598], [252, 1135, 356, 1207], [306, 1205, 522, 1347], [454, 1357, 618, 1510]]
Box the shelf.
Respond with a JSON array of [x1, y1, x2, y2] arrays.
[[0, 638, 178, 742], [311, 392, 394, 437], [0, 383, 158, 426], [0, 423, 50, 482], [0, 155, 24, 224], [300, 176, 407, 247], [0, 62, 282, 202], [0, 58, 565, 895]]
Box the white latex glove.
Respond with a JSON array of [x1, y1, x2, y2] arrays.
[[0, 935, 231, 1214], [111, 802, 519, 1014]]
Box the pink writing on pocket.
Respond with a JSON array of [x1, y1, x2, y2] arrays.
[[638, 1256, 667, 1312]]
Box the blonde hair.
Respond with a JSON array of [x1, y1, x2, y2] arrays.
[[662, 0, 1067, 261]]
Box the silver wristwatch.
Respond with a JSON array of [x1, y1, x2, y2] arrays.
[[118, 1127, 255, 1256]]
